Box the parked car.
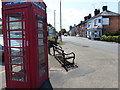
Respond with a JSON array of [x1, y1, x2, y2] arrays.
[[0, 37, 4, 62], [0, 37, 21, 63], [64, 33, 68, 36]]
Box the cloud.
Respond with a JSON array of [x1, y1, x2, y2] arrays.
[[61, 8, 88, 31], [46, 1, 89, 31]]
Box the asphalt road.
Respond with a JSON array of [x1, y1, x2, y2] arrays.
[[49, 36, 118, 88], [62, 36, 118, 53]]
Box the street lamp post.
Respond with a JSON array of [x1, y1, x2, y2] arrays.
[[60, 0, 62, 41], [54, 10, 56, 29]]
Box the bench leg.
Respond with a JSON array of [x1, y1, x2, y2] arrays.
[[53, 47, 55, 56]]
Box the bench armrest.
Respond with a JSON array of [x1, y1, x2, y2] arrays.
[[64, 52, 75, 59], [64, 52, 74, 55]]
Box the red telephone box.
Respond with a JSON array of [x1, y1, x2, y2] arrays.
[[2, 1, 48, 88]]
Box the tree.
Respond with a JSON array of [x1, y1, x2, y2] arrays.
[[61, 28, 67, 35], [48, 24, 52, 27]]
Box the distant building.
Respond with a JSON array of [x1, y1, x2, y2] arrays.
[[77, 21, 87, 37], [77, 14, 92, 37], [48, 27, 56, 37], [69, 24, 77, 36]]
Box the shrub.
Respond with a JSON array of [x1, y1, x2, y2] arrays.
[[118, 35, 120, 43], [100, 35, 107, 41], [100, 35, 119, 43]]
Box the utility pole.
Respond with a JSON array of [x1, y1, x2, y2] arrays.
[[60, 0, 62, 41], [54, 10, 56, 29]]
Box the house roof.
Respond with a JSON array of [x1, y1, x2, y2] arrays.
[[100, 10, 119, 16], [86, 10, 120, 22]]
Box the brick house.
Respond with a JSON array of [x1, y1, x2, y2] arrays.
[[85, 6, 120, 39], [77, 21, 87, 37]]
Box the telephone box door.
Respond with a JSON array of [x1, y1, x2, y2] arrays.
[[3, 8, 30, 88]]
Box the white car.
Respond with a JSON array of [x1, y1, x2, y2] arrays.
[[64, 33, 67, 36], [0, 37, 21, 63], [0, 37, 4, 63]]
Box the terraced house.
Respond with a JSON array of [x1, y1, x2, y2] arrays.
[[77, 6, 120, 40]]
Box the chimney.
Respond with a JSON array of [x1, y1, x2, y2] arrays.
[[94, 9, 98, 16], [94, 9, 100, 16], [81, 21, 83, 24], [102, 6, 107, 11], [74, 24, 76, 26], [88, 14, 91, 19], [97, 9, 100, 14], [84, 16, 87, 21]]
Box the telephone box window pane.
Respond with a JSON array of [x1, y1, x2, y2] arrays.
[[10, 31, 22, 38], [7, 13, 24, 21], [39, 67, 46, 77], [10, 48, 22, 56], [9, 40, 22, 47], [38, 54, 45, 61], [37, 15, 44, 23], [11, 57, 23, 64], [39, 61, 46, 69], [6, 23, 8, 30], [38, 54, 46, 77], [38, 39, 44, 45], [38, 31, 44, 38], [39, 54, 46, 77], [9, 22, 22, 30], [38, 46, 44, 54], [11, 65, 25, 73], [11, 73, 25, 82], [37, 23, 43, 30], [7, 31, 9, 38]]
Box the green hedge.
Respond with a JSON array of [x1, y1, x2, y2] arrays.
[[100, 35, 120, 43]]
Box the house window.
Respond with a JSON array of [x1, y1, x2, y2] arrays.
[[87, 22, 91, 28], [94, 19, 97, 26], [98, 19, 101, 23]]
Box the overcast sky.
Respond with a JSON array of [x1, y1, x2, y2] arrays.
[[0, 0, 119, 31]]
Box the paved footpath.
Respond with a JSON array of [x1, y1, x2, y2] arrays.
[[0, 62, 5, 89], [49, 42, 118, 88]]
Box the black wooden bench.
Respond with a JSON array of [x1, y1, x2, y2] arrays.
[[53, 45, 75, 71]]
